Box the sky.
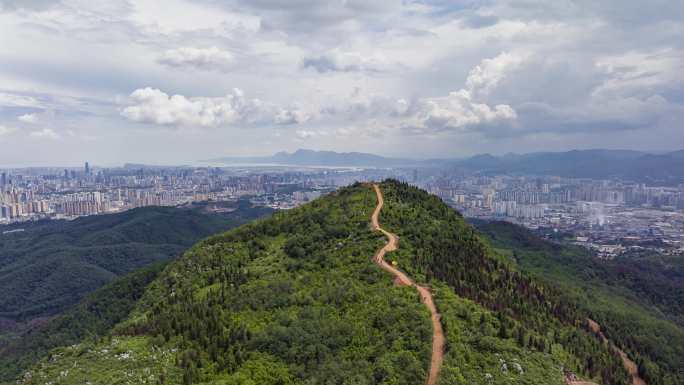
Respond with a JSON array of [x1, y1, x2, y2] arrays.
[[0, 0, 683, 166]]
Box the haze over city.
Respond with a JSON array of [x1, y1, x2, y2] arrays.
[[1, 0, 684, 166]]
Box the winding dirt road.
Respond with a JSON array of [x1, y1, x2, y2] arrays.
[[370, 184, 444, 385], [587, 319, 647, 385]]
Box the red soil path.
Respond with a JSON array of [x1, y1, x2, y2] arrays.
[[587, 319, 647, 385], [370, 184, 444, 385]]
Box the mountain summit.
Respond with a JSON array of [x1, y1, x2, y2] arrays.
[[12, 181, 682, 385]]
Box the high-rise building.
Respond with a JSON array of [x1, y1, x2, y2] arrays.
[[0, 172, 6, 187], [85, 162, 90, 175]]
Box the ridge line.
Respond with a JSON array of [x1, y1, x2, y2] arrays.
[[370, 183, 444, 385]]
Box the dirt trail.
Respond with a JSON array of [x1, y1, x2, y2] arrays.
[[587, 319, 647, 385], [370, 184, 444, 385]]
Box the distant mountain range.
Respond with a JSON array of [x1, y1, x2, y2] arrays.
[[448, 149, 684, 182], [211, 148, 684, 181], [210, 149, 417, 167]]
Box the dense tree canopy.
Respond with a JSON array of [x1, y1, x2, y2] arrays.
[[9, 181, 681, 385]]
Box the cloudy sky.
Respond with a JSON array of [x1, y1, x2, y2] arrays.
[[0, 0, 683, 166]]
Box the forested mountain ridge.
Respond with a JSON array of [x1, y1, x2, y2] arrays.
[[472, 219, 684, 385], [0, 201, 273, 323], [13, 181, 674, 384], [0, 263, 167, 382]]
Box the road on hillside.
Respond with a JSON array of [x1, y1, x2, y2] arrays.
[[587, 319, 647, 385], [370, 184, 444, 385]]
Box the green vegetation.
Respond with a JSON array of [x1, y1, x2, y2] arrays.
[[379, 181, 629, 385], [472, 219, 684, 385], [0, 201, 271, 382], [17, 184, 435, 384], [0, 263, 166, 382], [0, 201, 272, 322], [10, 181, 679, 384]]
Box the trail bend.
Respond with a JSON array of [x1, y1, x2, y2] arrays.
[[370, 184, 444, 385]]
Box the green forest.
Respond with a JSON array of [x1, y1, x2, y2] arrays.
[[4, 181, 681, 384], [472, 219, 684, 385], [0, 200, 272, 381], [0, 262, 167, 382], [0, 200, 272, 323]]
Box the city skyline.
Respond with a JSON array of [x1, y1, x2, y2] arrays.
[[2, 161, 683, 259], [1, 1, 684, 166]]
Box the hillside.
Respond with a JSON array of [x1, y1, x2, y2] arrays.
[[0, 201, 273, 324], [12, 181, 649, 385], [472, 220, 684, 385], [0, 263, 167, 382]]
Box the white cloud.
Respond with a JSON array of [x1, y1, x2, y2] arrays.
[[275, 107, 314, 125], [122, 87, 313, 127], [30, 128, 59, 139], [326, 54, 520, 134], [465, 52, 525, 97], [402, 52, 520, 132], [122, 88, 247, 127], [214, 0, 402, 36], [2, 0, 684, 162], [295, 129, 317, 139], [17, 113, 38, 123], [323, 88, 410, 120], [0, 125, 18, 137], [157, 47, 235, 72], [335, 121, 388, 139], [406, 90, 516, 132], [0, 92, 40, 108], [0, 0, 57, 12], [295, 129, 329, 140]]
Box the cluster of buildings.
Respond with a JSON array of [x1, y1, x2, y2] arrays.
[[0, 180, 51, 219], [3, 161, 683, 259], [421, 173, 684, 257], [0, 163, 404, 224]]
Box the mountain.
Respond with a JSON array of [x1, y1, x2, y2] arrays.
[[667, 149, 684, 159], [452, 149, 684, 182], [211, 148, 684, 182], [0, 262, 167, 382], [472, 219, 684, 384], [15, 181, 683, 384], [0, 201, 273, 324], [211, 149, 418, 167]]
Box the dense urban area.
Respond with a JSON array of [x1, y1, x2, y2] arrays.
[[2, 162, 683, 258]]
